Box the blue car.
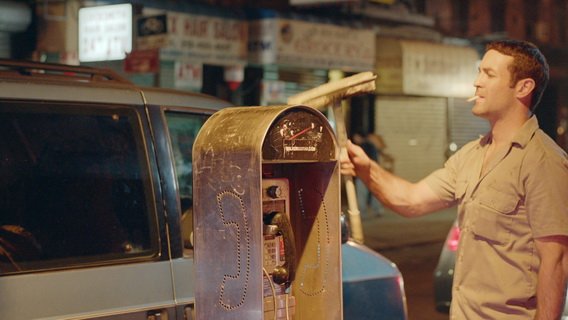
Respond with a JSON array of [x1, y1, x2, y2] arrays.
[[343, 240, 407, 319], [341, 215, 408, 319]]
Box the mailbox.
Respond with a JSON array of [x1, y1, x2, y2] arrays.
[[193, 105, 342, 319]]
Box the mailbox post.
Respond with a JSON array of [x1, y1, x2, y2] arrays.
[[193, 105, 342, 319]]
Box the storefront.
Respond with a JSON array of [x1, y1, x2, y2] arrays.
[[34, 1, 248, 103], [373, 38, 486, 181], [134, 8, 248, 102], [33, 2, 369, 109], [246, 11, 375, 106], [0, 0, 32, 58]]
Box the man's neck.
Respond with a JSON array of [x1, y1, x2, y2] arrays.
[[488, 110, 532, 147], [481, 111, 530, 176]]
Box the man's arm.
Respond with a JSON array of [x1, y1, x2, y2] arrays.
[[341, 140, 449, 218], [534, 236, 568, 320]]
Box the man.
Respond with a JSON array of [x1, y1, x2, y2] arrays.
[[341, 40, 568, 319]]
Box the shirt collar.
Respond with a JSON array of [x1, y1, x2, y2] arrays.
[[478, 116, 539, 149], [512, 116, 539, 148]]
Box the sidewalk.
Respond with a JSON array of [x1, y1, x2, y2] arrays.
[[358, 207, 457, 251]]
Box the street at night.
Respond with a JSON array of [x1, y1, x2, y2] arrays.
[[2, 1, 568, 319], [362, 208, 456, 320]]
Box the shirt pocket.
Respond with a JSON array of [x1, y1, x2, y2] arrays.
[[471, 188, 519, 245], [478, 186, 520, 215]]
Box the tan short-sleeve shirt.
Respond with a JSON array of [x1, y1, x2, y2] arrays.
[[425, 116, 568, 319]]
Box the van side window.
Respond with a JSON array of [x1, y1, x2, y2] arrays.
[[0, 103, 157, 274], [165, 112, 208, 250]]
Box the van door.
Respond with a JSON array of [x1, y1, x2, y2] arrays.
[[0, 101, 175, 319], [149, 107, 212, 319]]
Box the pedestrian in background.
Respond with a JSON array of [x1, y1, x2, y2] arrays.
[[342, 39, 568, 319], [352, 132, 384, 218]]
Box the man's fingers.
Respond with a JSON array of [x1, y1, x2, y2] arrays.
[[340, 153, 356, 176], [340, 165, 356, 176], [347, 140, 366, 158], [346, 140, 357, 156]]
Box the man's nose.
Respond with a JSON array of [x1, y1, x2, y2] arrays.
[[473, 75, 482, 88]]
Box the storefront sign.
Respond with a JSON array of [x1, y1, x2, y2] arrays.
[[137, 12, 247, 65], [248, 18, 375, 71], [376, 38, 479, 98], [174, 62, 203, 90], [137, 14, 167, 37], [124, 49, 159, 73], [78, 3, 132, 62], [261, 80, 287, 105]]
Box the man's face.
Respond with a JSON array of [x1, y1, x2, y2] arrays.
[[472, 49, 517, 121]]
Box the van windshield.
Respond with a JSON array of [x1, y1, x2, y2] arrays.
[[165, 111, 208, 251]]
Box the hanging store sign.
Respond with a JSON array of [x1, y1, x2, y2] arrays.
[[137, 14, 167, 37], [174, 62, 203, 90], [137, 12, 247, 66], [78, 3, 133, 62], [376, 38, 479, 98], [248, 18, 375, 71], [124, 49, 159, 73]]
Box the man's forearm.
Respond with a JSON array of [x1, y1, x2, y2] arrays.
[[344, 140, 448, 218], [535, 266, 566, 319], [535, 239, 568, 320], [363, 161, 447, 218]]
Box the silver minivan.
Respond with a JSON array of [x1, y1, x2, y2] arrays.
[[0, 59, 233, 319]]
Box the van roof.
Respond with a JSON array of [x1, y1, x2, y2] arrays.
[[0, 59, 231, 111]]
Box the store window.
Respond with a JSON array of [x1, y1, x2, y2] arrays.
[[0, 102, 157, 274], [165, 111, 208, 250]]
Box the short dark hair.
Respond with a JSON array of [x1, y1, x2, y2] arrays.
[[486, 40, 549, 111]]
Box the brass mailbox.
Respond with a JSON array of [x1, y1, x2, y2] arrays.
[[193, 105, 342, 319]]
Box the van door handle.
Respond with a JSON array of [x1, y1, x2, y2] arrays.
[[147, 309, 167, 320], [184, 304, 195, 320]]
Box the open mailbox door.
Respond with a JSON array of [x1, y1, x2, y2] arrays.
[[193, 105, 342, 320], [288, 71, 378, 244]]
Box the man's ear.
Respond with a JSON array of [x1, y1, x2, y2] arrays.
[[516, 78, 535, 99]]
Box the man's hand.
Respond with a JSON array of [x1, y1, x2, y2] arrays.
[[340, 140, 372, 178], [341, 138, 449, 218]]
